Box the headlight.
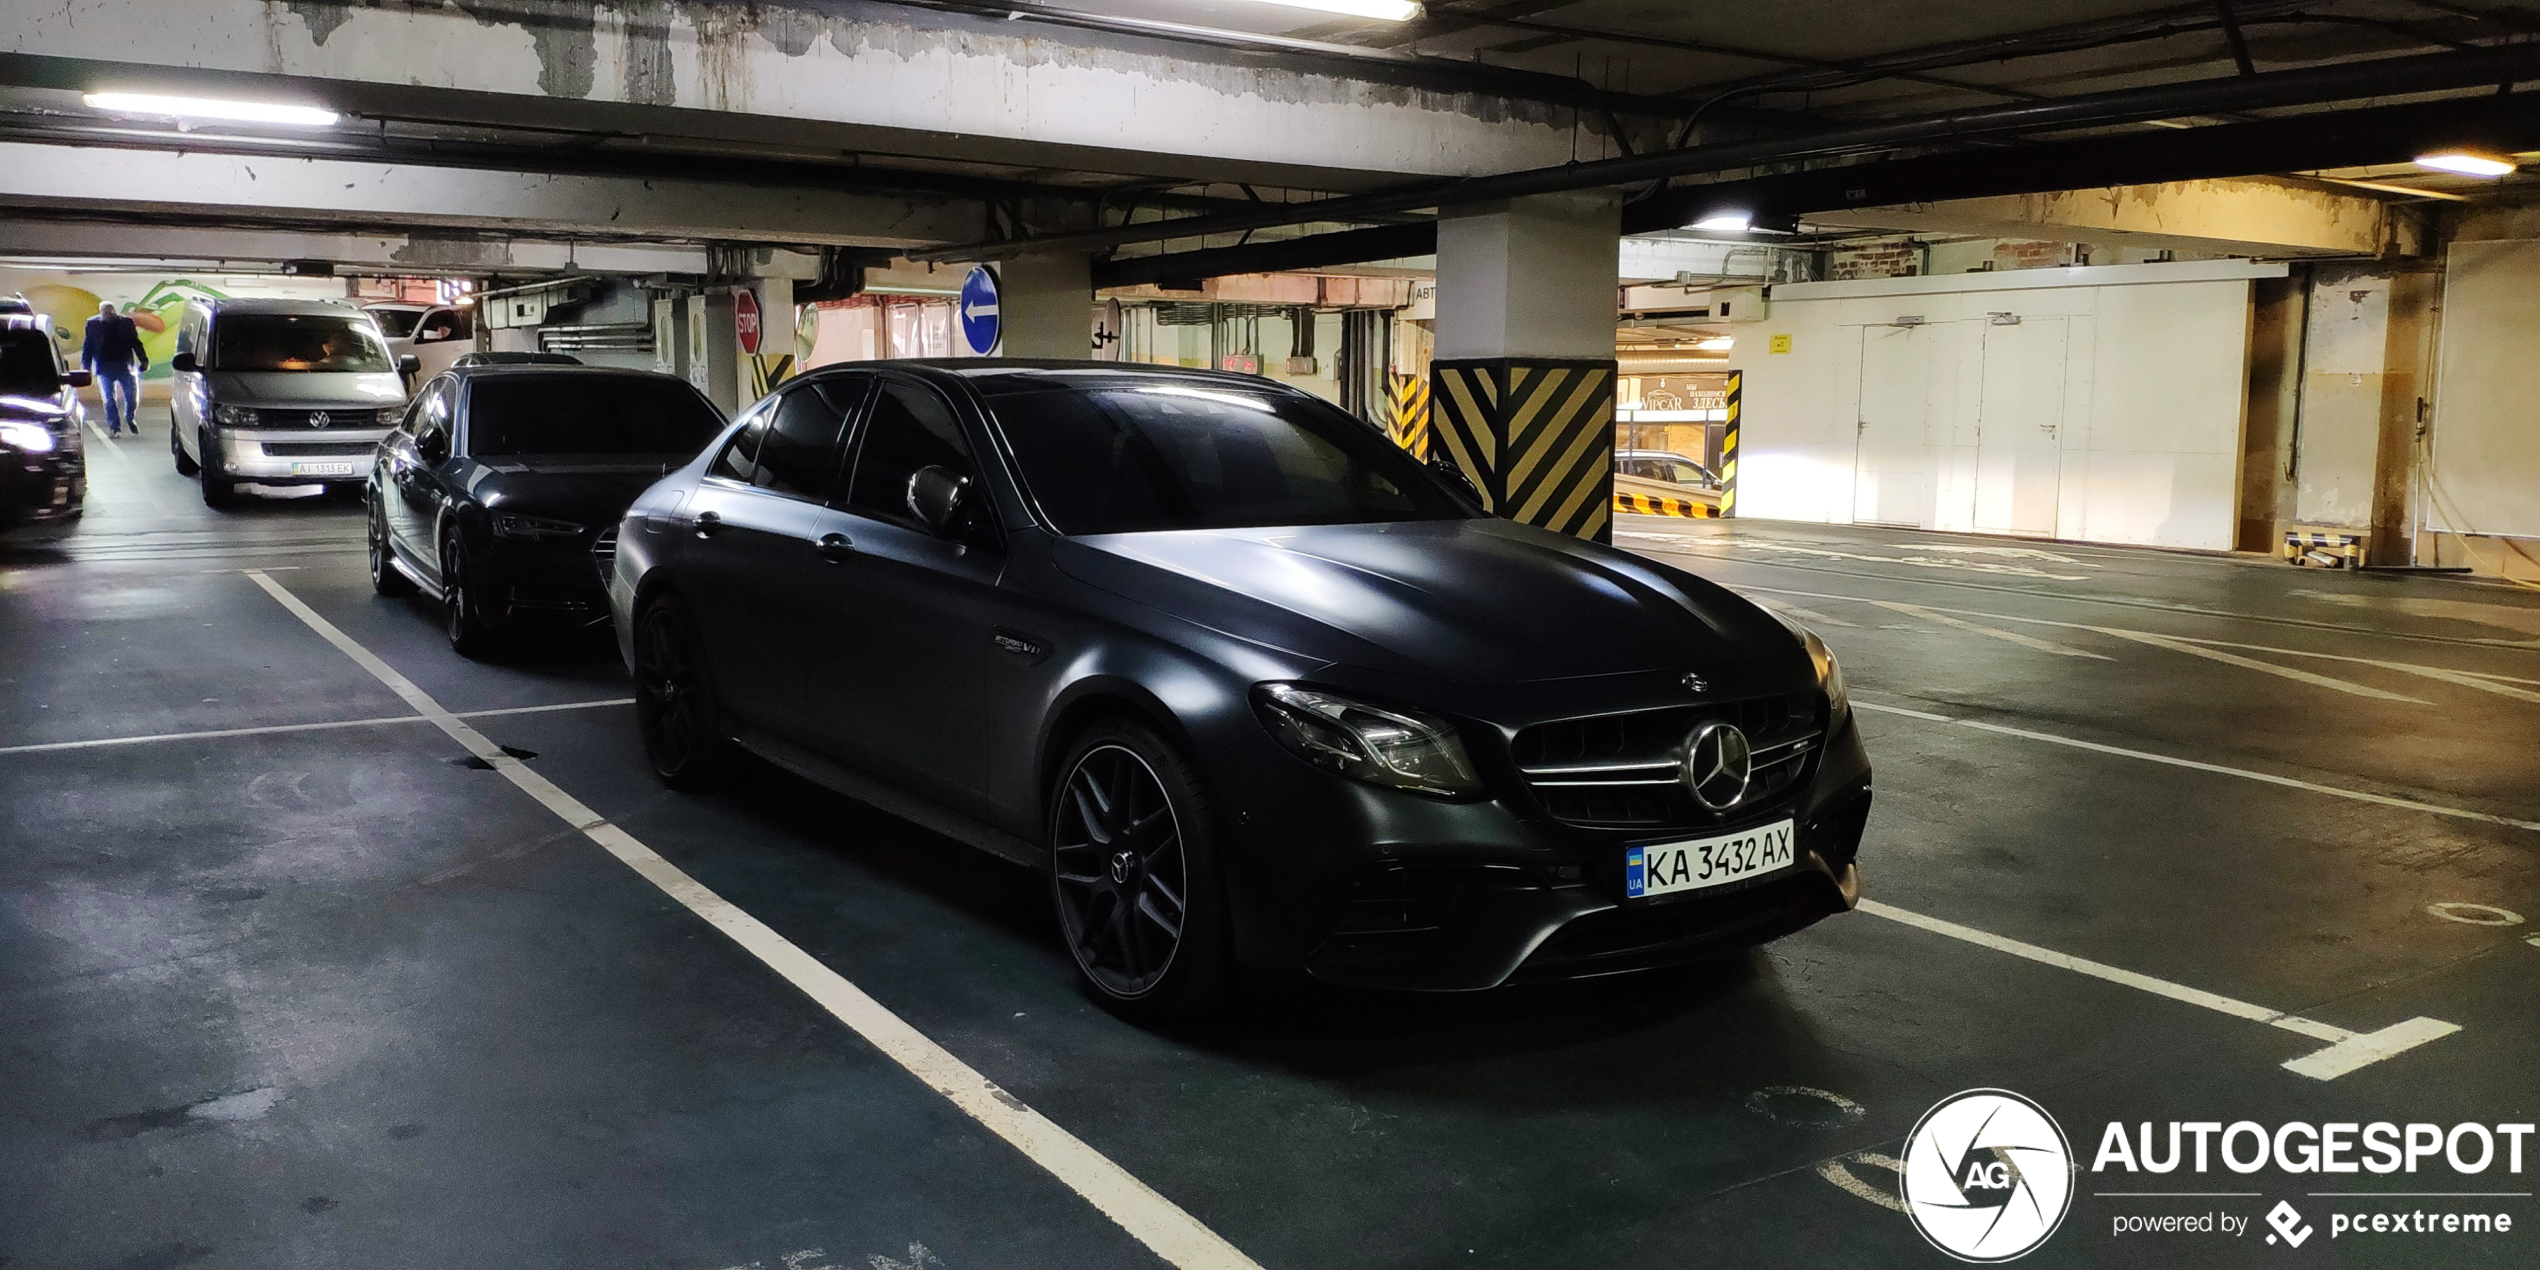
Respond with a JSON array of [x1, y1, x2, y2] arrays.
[[493, 512, 587, 541], [1804, 628, 1849, 719], [214, 404, 258, 427], [0, 420, 55, 453], [1254, 684, 1482, 798]]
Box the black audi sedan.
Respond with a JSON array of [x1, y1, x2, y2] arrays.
[[608, 361, 1868, 1015], [0, 319, 90, 537], [367, 366, 724, 655]]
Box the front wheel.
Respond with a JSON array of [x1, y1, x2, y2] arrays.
[[170, 424, 198, 476], [632, 594, 734, 790], [1048, 722, 1231, 1019], [440, 531, 500, 659], [198, 432, 236, 507]]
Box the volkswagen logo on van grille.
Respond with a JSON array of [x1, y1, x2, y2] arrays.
[[1683, 721, 1752, 810], [308, 411, 332, 429]]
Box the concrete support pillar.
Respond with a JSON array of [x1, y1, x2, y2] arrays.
[[996, 254, 1095, 359], [1427, 193, 1621, 541]]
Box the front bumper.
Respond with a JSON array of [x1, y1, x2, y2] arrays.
[[0, 446, 85, 531], [1205, 702, 1872, 991], [211, 428, 389, 484], [469, 535, 614, 628]]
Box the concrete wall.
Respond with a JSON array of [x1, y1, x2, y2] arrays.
[[2429, 240, 2540, 545], [1739, 260, 2284, 551]]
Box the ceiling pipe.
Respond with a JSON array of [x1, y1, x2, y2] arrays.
[[907, 40, 2540, 264], [1079, 91, 2540, 283]]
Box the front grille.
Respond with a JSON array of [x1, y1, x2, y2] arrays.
[[589, 526, 619, 588], [260, 441, 375, 457], [1511, 694, 1824, 829], [240, 407, 396, 429]]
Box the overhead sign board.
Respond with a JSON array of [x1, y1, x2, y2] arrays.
[[958, 265, 1001, 356]]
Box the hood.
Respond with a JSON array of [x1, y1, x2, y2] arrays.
[[0, 390, 73, 425], [462, 459, 675, 528], [204, 370, 406, 409], [1053, 518, 1790, 683]]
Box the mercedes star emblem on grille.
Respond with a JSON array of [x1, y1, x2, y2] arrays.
[[1683, 721, 1752, 810], [309, 411, 331, 428]]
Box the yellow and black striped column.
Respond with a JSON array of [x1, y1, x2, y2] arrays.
[[1717, 369, 1741, 519], [1430, 357, 1617, 542], [1386, 373, 1431, 461]]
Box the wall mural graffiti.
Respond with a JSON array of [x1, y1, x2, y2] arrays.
[[9, 278, 237, 380]]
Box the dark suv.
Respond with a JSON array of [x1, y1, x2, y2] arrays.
[[608, 361, 1869, 1015]]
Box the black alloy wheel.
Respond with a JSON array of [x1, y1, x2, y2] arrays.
[[368, 502, 416, 597], [632, 596, 733, 790], [1049, 723, 1228, 1017], [198, 431, 235, 507], [170, 422, 198, 475], [440, 530, 498, 658]]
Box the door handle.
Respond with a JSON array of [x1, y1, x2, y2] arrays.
[[817, 532, 855, 562], [693, 510, 723, 538]]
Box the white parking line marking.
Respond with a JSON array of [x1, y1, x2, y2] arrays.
[[239, 571, 1262, 1270], [1858, 899, 2460, 1079], [0, 699, 633, 756], [2089, 626, 2426, 703], [1852, 700, 2540, 832], [1755, 598, 1860, 629], [1818, 1152, 1907, 1212], [1738, 584, 2540, 691], [1866, 600, 2111, 659]]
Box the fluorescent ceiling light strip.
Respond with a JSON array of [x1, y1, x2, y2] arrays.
[[2413, 151, 2516, 176], [1234, 0, 1422, 22], [83, 92, 339, 127]]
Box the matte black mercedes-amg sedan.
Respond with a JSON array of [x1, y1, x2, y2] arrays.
[[368, 366, 724, 655], [608, 361, 1869, 1015]]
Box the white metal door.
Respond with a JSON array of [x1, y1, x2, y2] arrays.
[[1852, 323, 1934, 528], [1973, 317, 2068, 535]]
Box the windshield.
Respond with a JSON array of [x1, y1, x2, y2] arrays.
[[0, 330, 63, 396], [367, 308, 423, 340], [212, 314, 394, 373], [992, 382, 1470, 534], [465, 377, 726, 457]]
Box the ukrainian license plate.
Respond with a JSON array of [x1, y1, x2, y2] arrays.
[[51, 479, 68, 507], [1626, 819, 1795, 899], [291, 461, 358, 476]]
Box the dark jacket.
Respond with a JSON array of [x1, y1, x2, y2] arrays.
[[82, 315, 148, 374]]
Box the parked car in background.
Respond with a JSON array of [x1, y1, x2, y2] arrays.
[[608, 361, 1869, 1018], [170, 299, 415, 507], [366, 301, 475, 382], [451, 351, 581, 368], [0, 315, 90, 536], [368, 366, 725, 656], [1616, 449, 1722, 491]]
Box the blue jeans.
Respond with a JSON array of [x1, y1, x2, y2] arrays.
[[98, 368, 140, 434]]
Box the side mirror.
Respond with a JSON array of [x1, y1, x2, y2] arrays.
[[397, 354, 422, 376], [64, 369, 92, 388], [906, 464, 973, 536], [170, 352, 198, 374], [1429, 457, 1485, 508], [416, 430, 450, 464]]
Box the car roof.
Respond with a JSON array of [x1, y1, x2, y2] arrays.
[[833, 358, 1321, 400], [204, 298, 374, 318], [1616, 450, 1705, 461], [444, 364, 688, 383]]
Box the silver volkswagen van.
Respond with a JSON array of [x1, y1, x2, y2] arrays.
[[170, 299, 415, 507]]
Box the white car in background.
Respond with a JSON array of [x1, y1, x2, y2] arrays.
[[366, 302, 474, 383]]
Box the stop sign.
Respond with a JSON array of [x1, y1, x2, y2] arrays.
[[733, 288, 762, 355]]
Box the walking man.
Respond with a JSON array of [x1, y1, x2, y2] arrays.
[[81, 301, 147, 438]]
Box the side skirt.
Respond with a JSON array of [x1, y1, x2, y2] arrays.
[[732, 723, 1044, 870]]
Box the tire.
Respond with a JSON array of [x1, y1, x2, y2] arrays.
[[170, 423, 198, 476], [439, 529, 500, 659], [632, 593, 735, 791], [198, 431, 235, 507], [1047, 720, 1232, 1019], [368, 502, 416, 597]]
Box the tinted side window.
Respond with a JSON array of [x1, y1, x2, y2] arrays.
[[711, 406, 771, 484], [750, 379, 860, 501], [847, 382, 974, 525]]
